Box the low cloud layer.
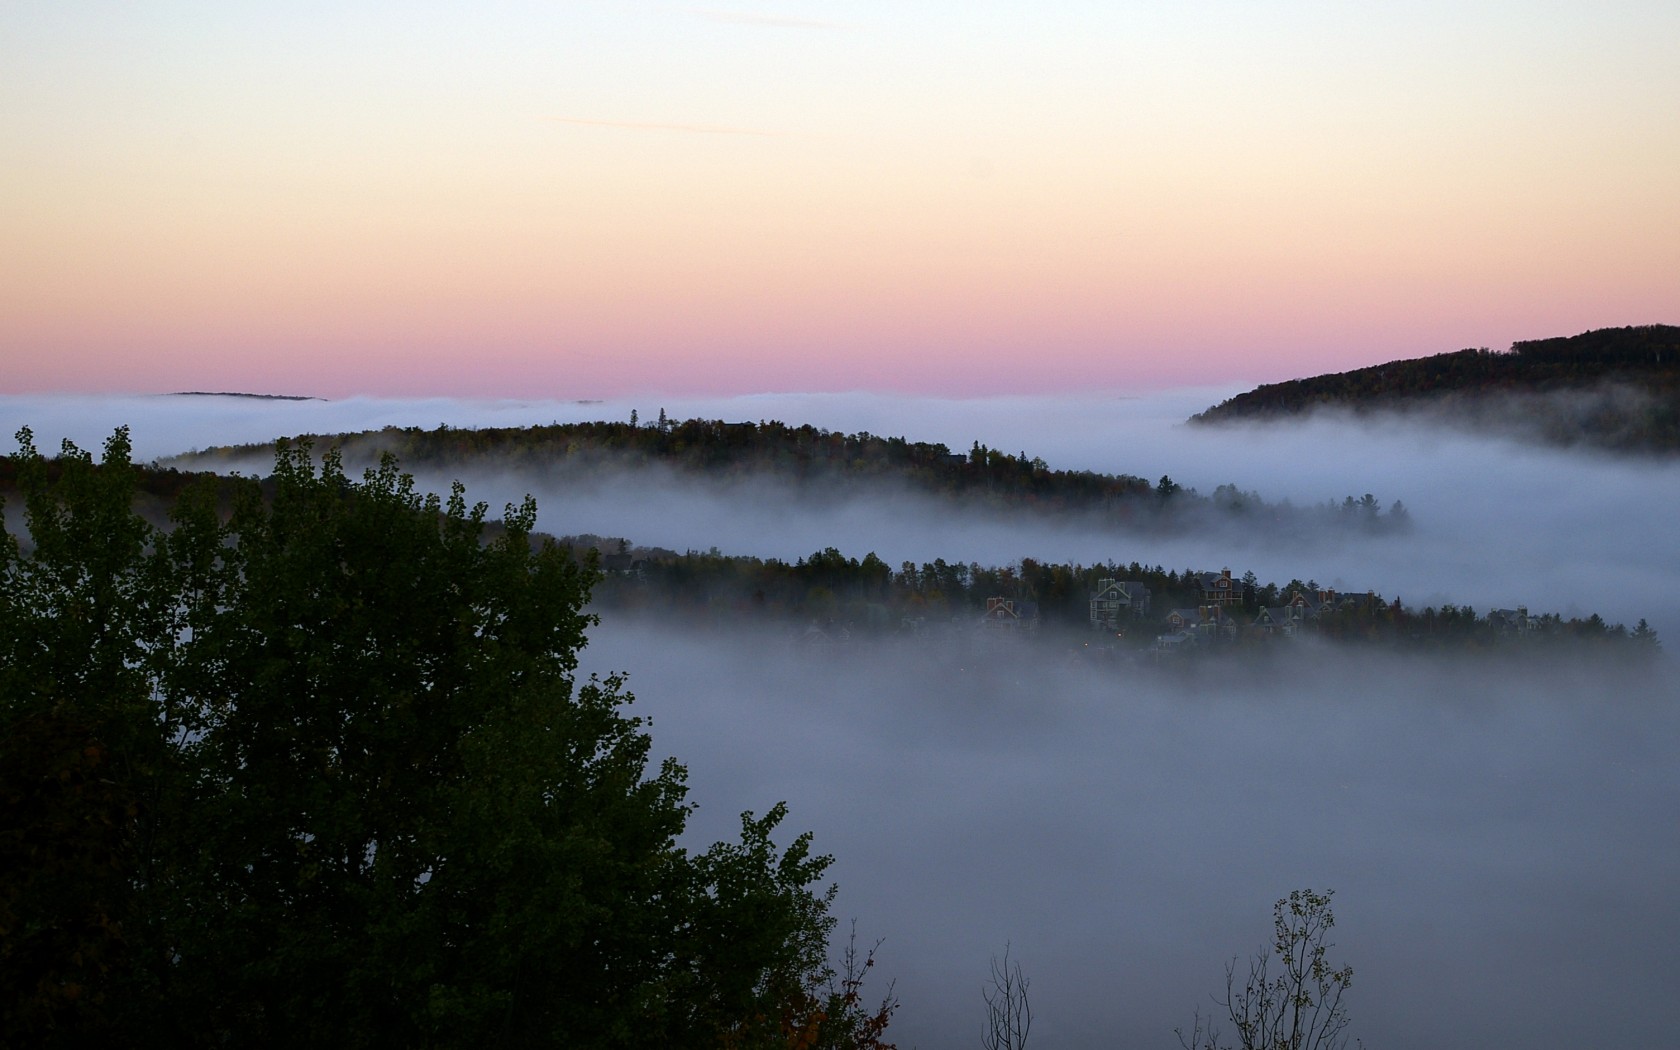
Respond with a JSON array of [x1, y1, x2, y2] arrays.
[[6, 390, 1677, 641], [6, 390, 1677, 1047], [579, 623, 1680, 1050]]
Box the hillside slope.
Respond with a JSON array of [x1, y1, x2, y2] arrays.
[[1189, 325, 1680, 453], [168, 417, 1412, 539]]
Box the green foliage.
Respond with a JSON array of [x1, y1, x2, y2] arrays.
[[1, 429, 842, 1049], [1, 427, 162, 1043]]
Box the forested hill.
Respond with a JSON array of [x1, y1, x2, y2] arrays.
[[182, 418, 1152, 503], [1188, 324, 1680, 453], [172, 417, 1413, 537]]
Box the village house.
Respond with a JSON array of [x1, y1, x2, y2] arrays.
[[1154, 629, 1196, 656], [1253, 605, 1308, 637], [1196, 569, 1241, 606], [979, 596, 1038, 633], [1282, 590, 1326, 621], [1164, 607, 1200, 633], [793, 620, 852, 655], [1163, 605, 1239, 641], [1487, 607, 1536, 633], [1088, 578, 1153, 631]]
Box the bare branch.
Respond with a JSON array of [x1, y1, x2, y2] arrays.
[[981, 943, 1032, 1050], [1183, 889, 1362, 1050]]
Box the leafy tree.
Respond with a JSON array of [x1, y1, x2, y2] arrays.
[[1178, 889, 1360, 1050], [1, 430, 842, 1049], [1, 427, 166, 1043]]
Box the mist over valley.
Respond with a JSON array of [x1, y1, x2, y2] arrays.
[[38, 386, 1668, 644], [9, 0, 1677, 1036], [4, 389, 1677, 1049], [578, 623, 1677, 1050]]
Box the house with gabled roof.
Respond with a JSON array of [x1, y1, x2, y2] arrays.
[[1089, 578, 1152, 631], [1283, 591, 1324, 621], [1165, 605, 1239, 640], [1165, 608, 1202, 633], [1196, 568, 1240, 606], [794, 620, 852, 656], [1487, 607, 1535, 633], [980, 596, 1036, 632], [1253, 606, 1303, 638]]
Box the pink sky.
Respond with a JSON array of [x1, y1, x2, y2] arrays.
[[4, 3, 1676, 399]]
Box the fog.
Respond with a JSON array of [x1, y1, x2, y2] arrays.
[[5, 390, 1679, 1046], [10, 389, 1665, 640], [579, 624, 1680, 1050]]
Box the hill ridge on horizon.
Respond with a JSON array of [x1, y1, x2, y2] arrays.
[[1189, 324, 1680, 453], [164, 391, 327, 402], [164, 414, 1423, 548]]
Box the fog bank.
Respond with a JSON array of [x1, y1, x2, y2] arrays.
[[580, 621, 1680, 1050], [6, 390, 1677, 641], [7, 390, 1678, 1048]]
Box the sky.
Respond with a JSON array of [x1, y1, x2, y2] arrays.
[[4, 1, 1678, 398]]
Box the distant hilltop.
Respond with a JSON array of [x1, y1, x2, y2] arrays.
[[165, 391, 326, 401], [1189, 325, 1680, 454]]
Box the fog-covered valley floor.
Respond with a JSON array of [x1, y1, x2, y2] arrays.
[[579, 624, 1677, 1050], [6, 389, 1678, 1048]]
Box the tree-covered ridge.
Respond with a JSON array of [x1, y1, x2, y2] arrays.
[[180, 417, 1153, 500], [1188, 324, 1680, 453], [173, 417, 1414, 537], [567, 538, 1660, 659]]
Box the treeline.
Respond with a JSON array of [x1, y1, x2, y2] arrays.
[[0, 454, 252, 534], [174, 417, 1413, 537], [1189, 324, 1680, 453], [2, 447, 1642, 659], [568, 538, 1661, 657]]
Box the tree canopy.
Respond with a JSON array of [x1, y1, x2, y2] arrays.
[[1, 428, 843, 1048]]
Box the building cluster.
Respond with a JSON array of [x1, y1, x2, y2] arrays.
[[1088, 569, 1368, 653], [1087, 569, 1542, 654]]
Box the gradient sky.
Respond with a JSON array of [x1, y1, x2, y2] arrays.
[[4, 1, 1677, 398]]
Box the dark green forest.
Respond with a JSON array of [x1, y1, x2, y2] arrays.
[[1189, 324, 1680, 453], [563, 536, 1659, 661], [172, 416, 1414, 538]]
